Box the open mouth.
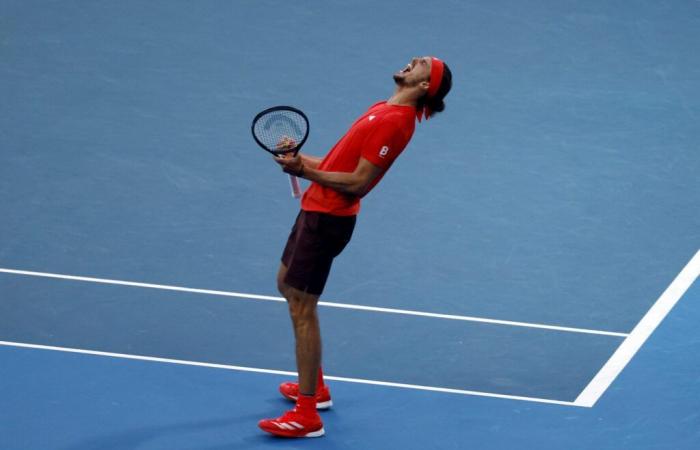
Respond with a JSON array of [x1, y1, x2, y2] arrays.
[[400, 63, 412, 74]]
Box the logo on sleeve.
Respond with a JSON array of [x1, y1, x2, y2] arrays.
[[369, 115, 376, 121], [379, 146, 390, 158]]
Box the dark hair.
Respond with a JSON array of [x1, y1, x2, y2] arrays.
[[419, 62, 452, 116]]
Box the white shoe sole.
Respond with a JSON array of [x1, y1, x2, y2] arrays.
[[287, 395, 333, 410], [304, 427, 325, 438], [316, 399, 332, 410]]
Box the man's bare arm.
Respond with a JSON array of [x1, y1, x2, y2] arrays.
[[302, 158, 383, 197], [275, 154, 382, 198]]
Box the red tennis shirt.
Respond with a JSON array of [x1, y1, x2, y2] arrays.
[[301, 101, 416, 216]]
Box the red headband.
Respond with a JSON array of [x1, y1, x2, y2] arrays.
[[417, 56, 445, 122]]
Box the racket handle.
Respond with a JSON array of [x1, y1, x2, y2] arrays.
[[288, 174, 301, 199]]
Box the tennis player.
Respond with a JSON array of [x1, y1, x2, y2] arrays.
[[258, 56, 452, 438]]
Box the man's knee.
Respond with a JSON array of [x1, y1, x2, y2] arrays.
[[277, 264, 290, 297], [277, 277, 289, 298], [287, 290, 319, 322]]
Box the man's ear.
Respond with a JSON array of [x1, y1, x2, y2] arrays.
[[419, 80, 430, 92]]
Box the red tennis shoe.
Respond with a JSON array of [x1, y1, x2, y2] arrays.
[[258, 408, 324, 438], [279, 382, 333, 409]]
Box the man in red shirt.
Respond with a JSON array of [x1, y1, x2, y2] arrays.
[[258, 56, 452, 438]]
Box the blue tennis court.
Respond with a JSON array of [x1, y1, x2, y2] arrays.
[[1, 1, 699, 448]]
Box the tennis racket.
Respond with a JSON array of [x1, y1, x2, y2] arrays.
[[251, 106, 310, 199]]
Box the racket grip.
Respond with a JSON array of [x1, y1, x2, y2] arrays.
[[288, 174, 302, 199]]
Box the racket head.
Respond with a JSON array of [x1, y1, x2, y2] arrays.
[[251, 106, 309, 156]]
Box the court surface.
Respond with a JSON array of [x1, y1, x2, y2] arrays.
[[1, 1, 699, 449]]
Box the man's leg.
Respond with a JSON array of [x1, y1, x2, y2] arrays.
[[261, 212, 353, 437], [277, 263, 320, 396], [258, 264, 325, 438]]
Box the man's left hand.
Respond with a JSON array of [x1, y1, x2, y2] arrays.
[[274, 153, 304, 177]]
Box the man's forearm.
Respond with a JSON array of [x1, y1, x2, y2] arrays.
[[278, 154, 382, 198], [301, 154, 323, 170], [301, 166, 365, 197]]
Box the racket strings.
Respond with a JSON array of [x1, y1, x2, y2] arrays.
[[253, 110, 308, 154]]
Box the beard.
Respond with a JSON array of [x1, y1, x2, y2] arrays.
[[393, 72, 413, 86]]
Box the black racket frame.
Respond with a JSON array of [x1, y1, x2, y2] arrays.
[[251, 105, 310, 156]]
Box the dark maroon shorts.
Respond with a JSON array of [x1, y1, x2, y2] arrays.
[[281, 210, 356, 296]]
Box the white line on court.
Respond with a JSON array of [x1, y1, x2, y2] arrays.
[[574, 249, 700, 407], [0, 340, 579, 407], [0, 267, 628, 337]]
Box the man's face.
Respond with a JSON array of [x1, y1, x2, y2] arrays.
[[393, 56, 432, 86]]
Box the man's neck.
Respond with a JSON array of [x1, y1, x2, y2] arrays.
[[387, 86, 418, 108]]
